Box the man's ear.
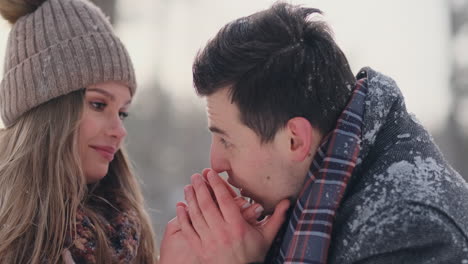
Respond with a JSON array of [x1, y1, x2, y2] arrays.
[[286, 117, 314, 162]]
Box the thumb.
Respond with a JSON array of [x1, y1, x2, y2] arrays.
[[260, 199, 290, 242], [164, 205, 185, 237]]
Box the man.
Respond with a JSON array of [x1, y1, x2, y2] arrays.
[[167, 2, 468, 263]]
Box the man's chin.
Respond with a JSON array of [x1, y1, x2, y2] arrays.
[[240, 193, 276, 215], [251, 199, 275, 216], [263, 205, 276, 215], [263, 199, 292, 216]]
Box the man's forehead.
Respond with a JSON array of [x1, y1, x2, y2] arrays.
[[205, 89, 237, 119], [205, 90, 239, 137]]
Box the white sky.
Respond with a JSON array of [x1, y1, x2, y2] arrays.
[[0, 0, 454, 130]]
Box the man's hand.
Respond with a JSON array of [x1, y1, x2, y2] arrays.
[[199, 168, 265, 225], [178, 170, 290, 264], [159, 169, 267, 264]]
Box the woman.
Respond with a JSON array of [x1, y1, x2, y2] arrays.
[[0, 0, 156, 263]]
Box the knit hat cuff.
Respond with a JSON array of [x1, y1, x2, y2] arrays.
[[0, 31, 136, 127]]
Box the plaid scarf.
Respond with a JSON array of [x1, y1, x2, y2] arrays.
[[270, 78, 368, 264]]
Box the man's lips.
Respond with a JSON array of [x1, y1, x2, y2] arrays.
[[227, 178, 247, 196], [226, 176, 258, 204], [227, 178, 239, 189], [91, 145, 116, 161]]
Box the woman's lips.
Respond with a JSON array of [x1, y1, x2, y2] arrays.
[[91, 146, 116, 161]]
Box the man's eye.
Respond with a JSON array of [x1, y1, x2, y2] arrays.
[[119, 112, 129, 120], [90, 102, 106, 110], [220, 138, 230, 148]]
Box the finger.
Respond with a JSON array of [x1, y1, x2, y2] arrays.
[[176, 204, 202, 247], [164, 217, 182, 236], [234, 196, 255, 218], [207, 170, 244, 224], [202, 168, 211, 179], [234, 196, 251, 210], [241, 202, 265, 225], [184, 184, 210, 237], [176, 203, 192, 219], [176, 201, 187, 208], [260, 199, 291, 243], [234, 196, 266, 225], [202, 168, 238, 198], [191, 173, 224, 229], [200, 169, 218, 204]]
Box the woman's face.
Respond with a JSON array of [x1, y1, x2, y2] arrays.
[[78, 81, 132, 183]]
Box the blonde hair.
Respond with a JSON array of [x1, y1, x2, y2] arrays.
[[0, 90, 157, 263]]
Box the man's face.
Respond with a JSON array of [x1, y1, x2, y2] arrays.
[[206, 88, 305, 213]]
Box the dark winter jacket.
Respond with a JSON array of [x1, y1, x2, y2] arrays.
[[264, 67, 468, 264], [327, 67, 468, 263]]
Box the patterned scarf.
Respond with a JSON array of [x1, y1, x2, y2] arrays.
[[65, 200, 141, 264], [270, 78, 368, 264]]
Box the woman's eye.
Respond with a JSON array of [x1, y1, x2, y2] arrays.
[[90, 102, 106, 110], [89, 100, 129, 120]]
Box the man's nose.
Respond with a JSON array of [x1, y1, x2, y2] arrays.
[[210, 142, 230, 173]]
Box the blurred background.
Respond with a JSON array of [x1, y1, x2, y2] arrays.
[[0, 0, 467, 244]]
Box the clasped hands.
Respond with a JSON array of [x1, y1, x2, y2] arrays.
[[159, 169, 290, 264]]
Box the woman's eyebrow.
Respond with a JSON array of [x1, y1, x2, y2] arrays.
[[87, 88, 131, 105]]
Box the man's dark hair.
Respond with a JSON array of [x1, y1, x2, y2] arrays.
[[193, 2, 356, 142]]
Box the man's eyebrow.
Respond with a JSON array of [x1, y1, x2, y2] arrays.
[[87, 88, 131, 105], [209, 126, 229, 137]]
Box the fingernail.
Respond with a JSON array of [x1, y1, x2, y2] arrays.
[[242, 202, 252, 209], [192, 174, 202, 186], [254, 205, 264, 218], [207, 170, 215, 180]]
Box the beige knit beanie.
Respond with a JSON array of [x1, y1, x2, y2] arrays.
[[0, 0, 136, 127]]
